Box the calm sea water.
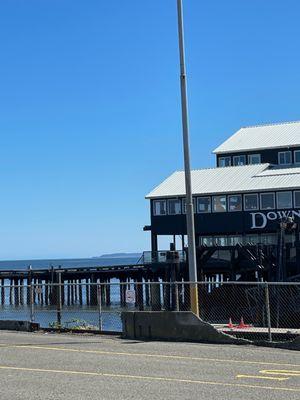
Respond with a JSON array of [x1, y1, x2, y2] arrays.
[[0, 256, 141, 271]]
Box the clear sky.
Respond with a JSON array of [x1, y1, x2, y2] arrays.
[[1, 0, 300, 260]]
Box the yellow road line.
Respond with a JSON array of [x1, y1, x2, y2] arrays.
[[260, 370, 300, 377], [236, 374, 289, 381], [0, 343, 299, 368], [0, 365, 299, 392]]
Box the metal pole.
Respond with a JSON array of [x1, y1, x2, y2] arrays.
[[57, 272, 62, 328], [265, 283, 272, 342], [176, 0, 199, 315]]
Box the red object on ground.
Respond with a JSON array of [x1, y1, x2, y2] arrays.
[[228, 318, 234, 328], [236, 317, 250, 329]]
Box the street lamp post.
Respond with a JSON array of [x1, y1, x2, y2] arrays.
[[176, 0, 199, 315]]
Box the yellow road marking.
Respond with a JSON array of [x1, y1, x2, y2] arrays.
[[0, 365, 299, 392], [260, 370, 300, 377], [0, 344, 299, 368], [236, 374, 288, 381]]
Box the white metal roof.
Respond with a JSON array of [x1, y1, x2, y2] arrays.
[[213, 121, 300, 154], [146, 164, 300, 199]]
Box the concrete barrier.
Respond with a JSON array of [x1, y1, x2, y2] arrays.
[[121, 311, 250, 345], [0, 320, 39, 332]]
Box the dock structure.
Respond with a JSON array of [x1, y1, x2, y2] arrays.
[[0, 256, 188, 310]]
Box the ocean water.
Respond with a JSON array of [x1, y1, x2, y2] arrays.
[[0, 256, 142, 271]]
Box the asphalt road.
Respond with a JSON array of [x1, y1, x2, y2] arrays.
[[0, 331, 299, 400]]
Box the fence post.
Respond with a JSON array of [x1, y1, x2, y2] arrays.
[[57, 272, 62, 328], [30, 283, 34, 323], [265, 283, 272, 342], [98, 284, 103, 332]]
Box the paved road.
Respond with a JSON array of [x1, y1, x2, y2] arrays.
[[0, 331, 299, 399]]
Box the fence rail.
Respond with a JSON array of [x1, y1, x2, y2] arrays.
[[0, 281, 299, 341]]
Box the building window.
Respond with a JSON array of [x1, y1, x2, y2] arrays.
[[228, 195, 242, 212], [260, 234, 277, 245], [233, 155, 246, 166], [219, 157, 231, 167], [168, 199, 181, 215], [227, 236, 243, 245], [294, 191, 300, 207], [244, 234, 259, 244], [197, 197, 211, 213], [260, 193, 275, 210], [213, 237, 227, 246], [212, 195, 227, 212], [294, 150, 300, 164], [277, 191, 292, 209], [248, 154, 261, 164], [199, 237, 213, 246], [278, 151, 292, 165], [182, 198, 196, 214], [244, 194, 258, 210], [153, 200, 167, 215]]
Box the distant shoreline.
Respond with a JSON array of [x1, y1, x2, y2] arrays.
[[93, 253, 142, 259]]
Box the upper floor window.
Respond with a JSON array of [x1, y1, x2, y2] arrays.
[[277, 191, 292, 209], [182, 198, 196, 214], [197, 197, 211, 213], [294, 191, 300, 208], [153, 200, 167, 216], [233, 155, 246, 166], [260, 193, 275, 210], [219, 157, 231, 167], [294, 150, 300, 164], [212, 195, 227, 212], [278, 151, 292, 165], [244, 194, 259, 210], [168, 199, 181, 215], [228, 195, 242, 211], [248, 154, 261, 164]]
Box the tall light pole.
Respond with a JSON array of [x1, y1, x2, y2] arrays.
[[176, 0, 199, 315]]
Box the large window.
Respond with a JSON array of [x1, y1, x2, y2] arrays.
[[227, 236, 243, 245], [219, 157, 231, 167], [228, 195, 242, 211], [277, 191, 292, 209], [182, 198, 196, 214], [197, 197, 211, 213], [260, 193, 275, 210], [233, 155, 246, 166], [168, 199, 181, 215], [199, 236, 213, 246], [278, 151, 292, 165], [244, 194, 258, 210], [212, 195, 227, 212], [294, 191, 300, 207], [294, 150, 300, 164], [248, 154, 261, 164], [153, 200, 167, 215]]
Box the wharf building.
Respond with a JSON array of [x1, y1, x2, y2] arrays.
[[145, 121, 300, 282]]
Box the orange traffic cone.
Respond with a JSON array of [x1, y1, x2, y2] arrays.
[[228, 318, 234, 329], [237, 317, 249, 329]]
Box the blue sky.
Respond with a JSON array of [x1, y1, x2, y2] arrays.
[[0, 0, 300, 259]]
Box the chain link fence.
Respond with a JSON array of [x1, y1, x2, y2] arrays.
[[0, 281, 299, 341]]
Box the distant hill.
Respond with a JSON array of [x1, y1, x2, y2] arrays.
[[93, 253, 142, 259]]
